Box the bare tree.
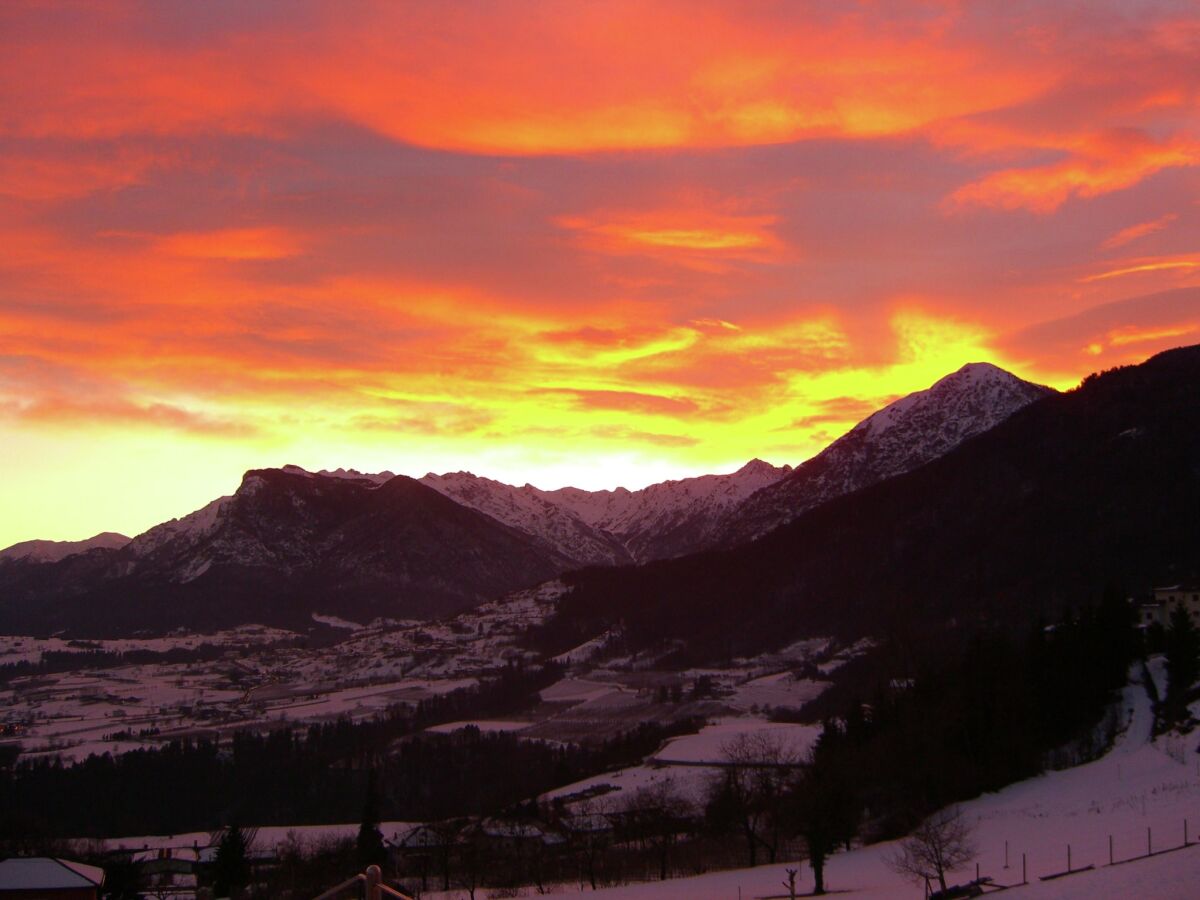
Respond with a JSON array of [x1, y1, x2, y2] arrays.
[[782, 866, 800, 900], [562, 797, 614, 891], [706, 732, 799, 867], [625, 777, 692, 880], [886, 807, 977, 893]]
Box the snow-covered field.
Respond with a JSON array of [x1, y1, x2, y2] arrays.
[[654, 717, 820, 764], [2, 577, 859, 767], [542, 761, 719, 806], [440, 663, 1200, 899], [0, 584, 567, 760], [107, 820, 417, 855]]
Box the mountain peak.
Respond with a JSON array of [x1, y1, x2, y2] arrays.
[[938, 361, 1043, 389], [953, 360, 1009, 376], [737, 457, 787, 477], [718, 360, 1056, 544]]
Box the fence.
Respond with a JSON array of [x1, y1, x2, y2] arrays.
[[936, 817, 1200, 895]]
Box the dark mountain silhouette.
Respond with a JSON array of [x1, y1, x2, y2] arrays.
[[536, 346, 1200, 663], [0, 468, 571, 636]]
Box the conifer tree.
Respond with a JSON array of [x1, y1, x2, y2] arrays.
[[212, 824, 250, 898], [356, 769, 387, 868], [1166, 604, 1200, 721]]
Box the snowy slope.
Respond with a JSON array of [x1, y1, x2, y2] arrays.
[[432, 663, 1200, 899], [422, 459, 792, 564], [0, 532, 130, 564], [125, 496, 232, 562], [719, 362, 1055, 544], [419, 472, 634, 566], [546, 458, 791, 561]]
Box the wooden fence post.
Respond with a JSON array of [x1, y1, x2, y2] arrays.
[[366, 865, 382, 900]]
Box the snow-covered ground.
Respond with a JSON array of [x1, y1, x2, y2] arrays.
[[728, 671, 827, 711], [106, 820, 416, 855], [542, 761, 719, 807], [653, 717, 820, 764], [542, 717, 821, 808], [443, 663, 1200, 899]]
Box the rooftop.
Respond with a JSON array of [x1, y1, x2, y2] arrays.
[[0, 857, 104, 890]]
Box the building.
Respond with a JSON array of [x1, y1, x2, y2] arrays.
[[1141, 584, 1200, 629], [0, 858, 104, 900]]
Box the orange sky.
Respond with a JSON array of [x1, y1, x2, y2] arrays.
[[2, 0, 1199, 547]]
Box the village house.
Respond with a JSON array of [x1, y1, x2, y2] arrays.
[[0, 858, 105, 900], [1140, 584, 1200, 628]]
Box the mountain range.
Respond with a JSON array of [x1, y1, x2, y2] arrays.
[[539, 346, 1200, 663], [0, 361, 1060, 636]]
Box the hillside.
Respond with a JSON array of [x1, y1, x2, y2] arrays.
[[539, 346, 1200, 661], [523, 663, 1200, 899]]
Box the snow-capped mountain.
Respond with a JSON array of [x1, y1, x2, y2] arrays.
[[421, 459, 792, 565], [0, 532, 130, 564], [418, 472, 634, 566], [543, 458, 791, 561], [0, 361, 1058, 636], [716, 362, 1055, 545], [0, 468, 573, 635], [420, 365, 1049, 563]]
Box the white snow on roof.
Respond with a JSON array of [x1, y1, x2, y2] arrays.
[[0, 857, 104, 888]]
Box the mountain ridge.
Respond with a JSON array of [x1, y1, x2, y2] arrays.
[[534, 345, 1200, 663], [0, 360, 1060, 635], [715, 361, 1056, 545]]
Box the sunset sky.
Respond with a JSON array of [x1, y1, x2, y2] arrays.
[[2, 0, 1199, 547]]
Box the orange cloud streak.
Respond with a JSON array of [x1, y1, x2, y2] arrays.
[[948, 132, 1200, 213], [1102, 214, 1178, 250], [1082, 257, 1200, 283]]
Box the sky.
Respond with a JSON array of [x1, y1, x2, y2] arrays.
[[1, 0, 1199, 547]]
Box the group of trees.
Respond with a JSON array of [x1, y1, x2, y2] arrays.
[[703, 731, 856, 894], [0, 644, 248, 684]]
